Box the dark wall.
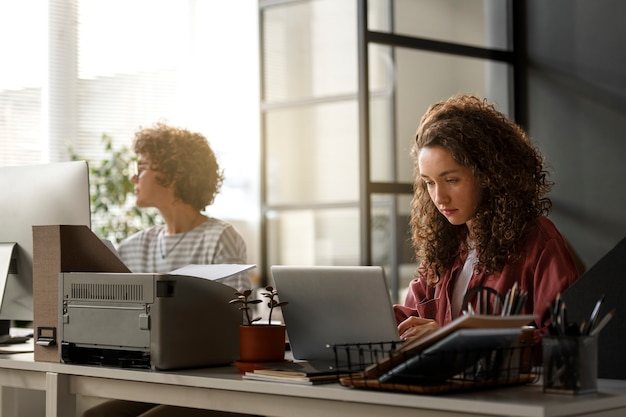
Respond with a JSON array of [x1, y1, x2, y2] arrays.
[[525, 0, 626, 270]]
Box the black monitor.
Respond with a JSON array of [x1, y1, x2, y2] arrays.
[[0, 161, 91, 342]]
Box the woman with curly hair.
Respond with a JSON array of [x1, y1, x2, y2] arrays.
[[395, 94, 580, 342], [84, 122, 252, 417], [116, 122, 249, 292]]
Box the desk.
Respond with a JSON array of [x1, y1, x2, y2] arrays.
[[2, 352, 626, 417]]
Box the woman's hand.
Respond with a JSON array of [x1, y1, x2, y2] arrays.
[[398, 316, 441, 341]]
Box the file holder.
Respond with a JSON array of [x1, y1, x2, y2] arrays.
[[32, 225, 130, 362], [334, 333, 539, 395]]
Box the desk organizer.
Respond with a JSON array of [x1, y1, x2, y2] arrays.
[[332, 340, 539, 394]]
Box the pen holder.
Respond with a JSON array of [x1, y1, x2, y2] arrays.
[[542, 334, 598, 395]]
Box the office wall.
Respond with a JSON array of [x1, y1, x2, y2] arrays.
[[525, 0, 626, 269]]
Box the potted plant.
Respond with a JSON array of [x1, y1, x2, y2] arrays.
[[229, 286, 288, 367]]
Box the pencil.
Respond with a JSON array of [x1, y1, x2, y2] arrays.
[[590, 309, 616, 336]]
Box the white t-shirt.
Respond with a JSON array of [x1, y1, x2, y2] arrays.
[[451, 246, 478, 319], [117, 217, 250, 291]]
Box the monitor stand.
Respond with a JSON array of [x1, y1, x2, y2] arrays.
[[0, 243, 31, 345], [0, 319, 9, 339], [0, 243, 15, 299], [0, 243, 16, 341], [0, 320, 31, 345]]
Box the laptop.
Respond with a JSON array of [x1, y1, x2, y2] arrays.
[[271, 265, 401, 369]]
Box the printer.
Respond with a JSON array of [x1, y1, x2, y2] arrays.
[[59, 271, 242, 370]]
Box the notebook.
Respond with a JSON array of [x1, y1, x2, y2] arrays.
[[270, 265, 400, 369]]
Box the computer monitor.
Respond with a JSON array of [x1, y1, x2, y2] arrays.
[[0, 161, 91, 341]]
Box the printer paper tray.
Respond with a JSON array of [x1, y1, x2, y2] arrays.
[[61, 342, 151, 369]]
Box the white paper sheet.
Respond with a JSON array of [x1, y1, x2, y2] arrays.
[[168, 264, 256, 281]]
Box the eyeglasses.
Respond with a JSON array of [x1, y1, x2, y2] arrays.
[[130, 160, 150, 179]]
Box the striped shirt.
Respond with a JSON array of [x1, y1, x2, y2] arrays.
[[117, 218, 250, 291]]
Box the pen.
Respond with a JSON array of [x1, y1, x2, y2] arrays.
[[558, 302, 567, 335], [586, 295, 605, 335], [501, 288, 511, 317], [590, 308, 615, 336], [492, 295, 501, 315], [512, 290, 527, 315], [466, 303, 475, 316], [504, 282, 519, 316], [510, 282, 519, 313]]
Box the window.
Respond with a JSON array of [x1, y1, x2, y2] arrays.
[[260, 0, 515, 301], [0, 0, 260, 263]]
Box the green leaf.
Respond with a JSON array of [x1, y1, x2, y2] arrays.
[[68, 132, 161, 245]]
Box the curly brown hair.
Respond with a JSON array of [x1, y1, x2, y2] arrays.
[[133, 122, 224, 210], [411, 94, 553, 286]]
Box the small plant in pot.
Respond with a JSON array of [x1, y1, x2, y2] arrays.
[[229, 286, 288, 368]]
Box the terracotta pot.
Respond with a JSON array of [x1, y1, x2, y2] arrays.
[[238, 324, 286, 363]]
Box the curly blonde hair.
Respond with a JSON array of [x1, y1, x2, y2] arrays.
[[411, 94, 552, 286], [133, 122, 224, 210]]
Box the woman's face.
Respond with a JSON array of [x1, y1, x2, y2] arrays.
[[417, 145, 482, 228], [131, 155, 172, 209]]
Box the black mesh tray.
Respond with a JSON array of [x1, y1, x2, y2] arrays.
[[331, 330, 539, 394]]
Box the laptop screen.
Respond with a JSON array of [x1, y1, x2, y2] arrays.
[[271, 265, 401, 362]]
